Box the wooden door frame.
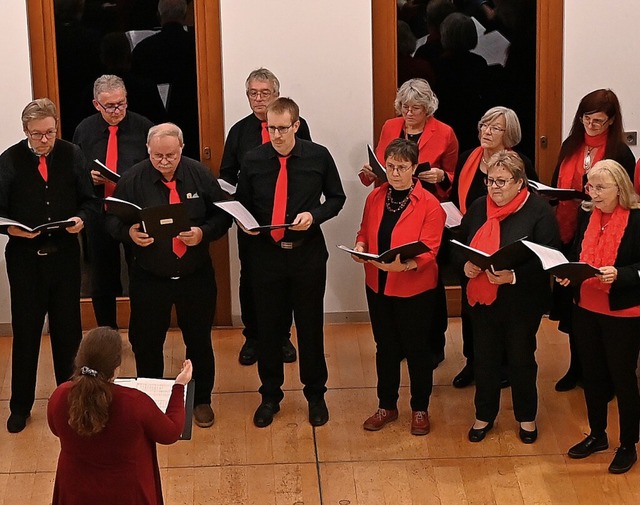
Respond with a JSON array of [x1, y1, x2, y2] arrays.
[[25, 0, 231, 326], [371, 0, 564, 183]]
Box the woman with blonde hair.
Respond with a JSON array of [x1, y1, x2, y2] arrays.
[[557, 160, 640, 474]]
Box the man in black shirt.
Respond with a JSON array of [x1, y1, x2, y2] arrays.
[[73, 75, 154, 328], [106, 123, 231, 428], [220, 68, 311, 366], [0, 98, 97, 433], [236, 98, 346, 428]]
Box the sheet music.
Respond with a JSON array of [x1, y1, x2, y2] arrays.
[[440, 202, 463, 228], [521, 240, 569, 270], [218, 179, 237, 195], [115, 378, 185, 413], [213, 201, 260, 229]]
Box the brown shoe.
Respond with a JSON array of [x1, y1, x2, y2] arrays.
[[410, 411, 430, 436], [363, 408, 398, 431], [194, 404, 215, 428]]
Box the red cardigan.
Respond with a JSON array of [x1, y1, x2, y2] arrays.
[[356, 181, 445, 297], [374, 116, 459, 200]]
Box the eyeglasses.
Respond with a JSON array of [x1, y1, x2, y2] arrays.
[[581, 114, 609, 129], [266, 124, 293, 135], [386, 162, 414, 174], [151, 153, 179, 162], [247, 89, 273, 99], [401, 105, 424, 114], [27, 129, 57, 140], [96, 101, 128, 114], [584, 182, 617, 194], [484, 176, 514, 188], [478, 122, 505, 134]]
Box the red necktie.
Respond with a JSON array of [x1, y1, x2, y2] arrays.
[[162, 180, 188, 258], [38, 155, 48, 182], [260, 121, 270, 144], [270, 156, 289, 242], [104, 125, 118, 198]]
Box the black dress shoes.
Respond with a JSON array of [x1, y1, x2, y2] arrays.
[[308, 399, 329, 427], [7, 413, 29, 433], [568, 433, 609, 459], [239, 339, 258, 366], [608, 445, 637, 474], [453, 363, 474, 388], [253, 402, 280, 428], [519, 425, 538, 444], [468, 421, 494, 442], [282, 340, 297, 363]]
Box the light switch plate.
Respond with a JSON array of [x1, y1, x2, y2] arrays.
[[624, 131, 637, 146]]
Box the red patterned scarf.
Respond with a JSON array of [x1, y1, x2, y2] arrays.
[[556, 131, 607, 243], [467, 188, 530, 306], [579, 204, 629, 294]]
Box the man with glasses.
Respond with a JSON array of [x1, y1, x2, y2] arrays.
[[236, 98, 345, 428], [0, 98, 97, 433], [220, 68, 311, 367], [73, 75, 154, 329], [106, 123, 231, 428]]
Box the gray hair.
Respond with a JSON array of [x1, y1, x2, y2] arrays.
[[581, 160, 640, 211], [486, 150, 528, 187], [21, 98, 58, 129], [147, 122, 184, 146], [479, 106, 522, 148], [158, 0, 187, 23], [93, 74, 126, 100], [394, 78, 439, 117], [441, 12, 478, 52], [245, 67, 280, 95]]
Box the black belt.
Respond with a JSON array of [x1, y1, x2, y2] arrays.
[[36, 245, 58, 256], [269, 238, 305, 249]]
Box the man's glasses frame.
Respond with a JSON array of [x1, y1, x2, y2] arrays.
[[96, 101, 128, 114], [27, 129, 57, 140]]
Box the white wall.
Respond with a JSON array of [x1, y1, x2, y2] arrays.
[[220, 0, 374, 321], [563, 0, 640, 159], [0, 0, 33, 326]]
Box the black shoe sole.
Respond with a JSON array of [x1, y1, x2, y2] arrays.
[[568, 441, 609, 459]]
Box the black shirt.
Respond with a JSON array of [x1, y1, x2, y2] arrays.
[[106, 156, 232, 278], [0, 138, 98, 251], [73, 111, 154, 199], [219, 113, 312, 186], [236, 139, 345, 242], [378, 186, 411, 292]]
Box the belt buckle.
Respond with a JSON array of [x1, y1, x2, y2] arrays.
[[280, 241, 293, 250], [170, 276, 180, 280], [36, 249, 49, 256]]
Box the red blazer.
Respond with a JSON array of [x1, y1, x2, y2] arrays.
[[374, 116, 459, 200], [356, 181, 445, 297]]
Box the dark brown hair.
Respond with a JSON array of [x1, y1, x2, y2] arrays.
[[384, 138, 419, 165], [67, 327, 122, 436], [558, 89, 627, 165]]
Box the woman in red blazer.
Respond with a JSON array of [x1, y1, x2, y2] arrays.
[[351, 139, 445, 436], [359, 78, 459, 201]]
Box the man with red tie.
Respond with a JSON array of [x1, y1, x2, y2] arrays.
[[0, 98, 97, 433], [106, 123, 231, 428], [73, 75, 154, 329], [236, 98, 345, 428], [220, 68, 312, 367]]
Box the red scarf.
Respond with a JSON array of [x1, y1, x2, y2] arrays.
[[457, 147, 484, 214], [556, 131, 607, 243], [467, 188, 529, 306], [579, 204, 629, 294]]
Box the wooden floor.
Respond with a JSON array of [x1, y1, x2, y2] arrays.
[[1, 318, 639, 504]]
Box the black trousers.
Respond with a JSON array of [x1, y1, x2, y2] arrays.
[[366, 287, 436, 411], [128, 262, 216, 405], [238, 229, 292, 343], [470, 304, 542, 423], [86, 212, 129, 328], [249, 234, 328, 404], [573, 305, 640, 445], [6, 243, 82, 416]]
